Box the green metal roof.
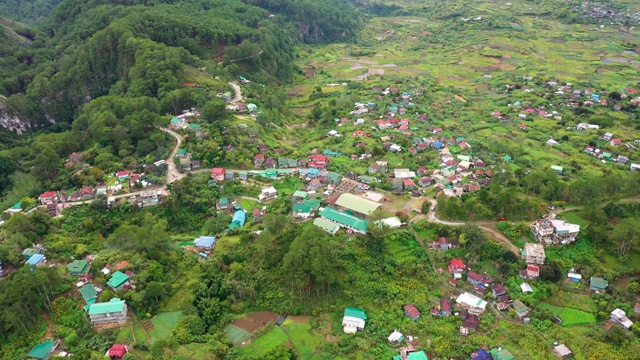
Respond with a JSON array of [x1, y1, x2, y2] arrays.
[[67, 260, 90, 275], [503, 154, 512, 161], [551, 165, 563, 172], [170, 117, 182, 124], [9, 201, 21, 209], [293, 200, 321, 214], [327, 172, 342, 183], [189, 123, 200, 130], [79, 284, 97, 302], [334, 193, 381, 215], [88, 298, 126, 315], [590, 276, 608, 289], [106, 271, 129, 289], [219, 197, 229, 206], [344, 307, 367, 320], [489, 348, 514, 360], [320, 208, 369, 232], [27, 340, 56, 359], [408, 351, 428, 360], [22, 248, 38, 259], [292, 190, 308, 199], [177, 149, 187, 155]]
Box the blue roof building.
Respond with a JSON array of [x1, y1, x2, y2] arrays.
[[229, 210, 246, 230], [26, 254, 45, 266], [433, 142, 444, 149], [194, 236, 216, 249], [472, 349, 490, 360]]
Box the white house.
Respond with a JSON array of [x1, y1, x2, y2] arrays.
[[258, 187, 278, 203], [456, 292, 488, 315], [342, 316, 365, 334], [611, 308, 634, 329]]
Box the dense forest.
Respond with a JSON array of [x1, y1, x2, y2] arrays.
[[0, 0, 64, 26]]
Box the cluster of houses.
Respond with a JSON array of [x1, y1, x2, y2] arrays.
[[532, 219, 580, 245], [167, 110, 206, 139], [581, 132, 640, 171]]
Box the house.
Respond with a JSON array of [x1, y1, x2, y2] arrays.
[[617, 155, 629, 165], [306, 178, 322, 192], [333, 193, 381, 218], [611, 308, 633, 329], [490, 347, 514, 360], [471, 348, 490, 360], [392, 350, 428, 360], [26, 254, 45, 266], [520, 283, 533, 293], [456, 292, 488, 315], [463, 314, 479, 332], [610, 138, 622, 146], [492, 283, 507, 298], [512, 300, 529, 318], [418, 177, 432, 187], [533, 219, 580, 244], [217, 197, 229, 210], [342, 307, 367, 333], [551, 165, 563, 174], [404, 304, 421, 321], [520, 264, 540, 279], [309, 154, 329, 169], [552, 344, 572, 359], [254, 154, 265, 166], [631, 163, 640, 171], [108, 344, 130, 359], [27, 340, 58, 360], [388, 330, 404, 343], [225, 208, 246, 231], [107, 271, 130, 291], [590, 276, 608, 291], [403, 179, 416, 190], [448, 259, 465, 279], [466, 271, 488, 287], [567, 270, 582, 282], [523, 243, 546, 264], [193, 236, 216, 250], [432, 237, 450, 250], [319, 208, 369, 234], [292, 190, 308, 200], [38, 191, 61, 205], [546, 139, 560, 146], [88, 298, 128, 327], [394, 169, 417, 178], [264, 158, 277, 169], [440, 298, 452, 316], [210, 168, 225, 181], [313, 217, 339, 235], [67, 260, 91, 276], [292, 199, 321, 218], [258, 187, 278, 203], [635, 303, 640, 314], [79, 284, 98, 305], [603, 132, 614, 141], [69, 152, 84, 164]]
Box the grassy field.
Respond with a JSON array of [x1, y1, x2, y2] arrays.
[[281, 319, 324, 360], [557, 211, 589, 228], [538, 302, 597, 327], [235, 326, 290, 357]]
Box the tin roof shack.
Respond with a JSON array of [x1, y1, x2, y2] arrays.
[[552, 344, 572, 359]]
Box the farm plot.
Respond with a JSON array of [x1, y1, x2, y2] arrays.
[[537, 303, 596, 327]]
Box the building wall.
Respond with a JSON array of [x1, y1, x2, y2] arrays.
[[90, 308, 128, 327]]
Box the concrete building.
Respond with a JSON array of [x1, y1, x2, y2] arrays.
[[523, 243, 546, 264], [88, 298, 128, 327]]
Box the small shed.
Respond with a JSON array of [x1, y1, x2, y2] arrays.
[[552, 344, 572, 359], [194, 236, 216, 250], [403, 304, 421, 321], [27, 340, 58, 360], [590, 276, 608, 291], [520, 283, 533, 293]]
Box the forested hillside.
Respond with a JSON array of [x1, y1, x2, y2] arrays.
[[0, 0, 64, 26]]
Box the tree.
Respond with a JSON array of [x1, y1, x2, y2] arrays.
[[611, 217, 640, 257], [202, 99, 228, 125]]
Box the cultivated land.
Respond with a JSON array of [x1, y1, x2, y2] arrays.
[[3, 0, 640, 359]]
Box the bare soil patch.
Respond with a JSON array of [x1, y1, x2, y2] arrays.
[[232, 311, 279, 333], [287, 315, 311, 324]]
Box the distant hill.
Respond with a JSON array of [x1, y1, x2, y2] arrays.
[[0, 0, 63, 27]]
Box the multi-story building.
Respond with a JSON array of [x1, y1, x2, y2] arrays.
[[523, 243, 546, 264], [88, 298, 127, 327], [533, 219, 580, 245]]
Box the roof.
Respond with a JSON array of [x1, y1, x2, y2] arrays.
[[26, 254, 45, 265], [553, 344, 572, 357], [520, 283, 533, 293], [39, 191, 57, 198], [456, 292, 487, 310], [590, 276, 608, 289], [319, 208, 369, 232], [219, 197, 229, 206], [313, 218, 340, 233], [79, 284, 98, 302], [449, 259, 465, 270], [194, 236, 216, 248], [67, 260, 90, 274], [407, 351, 428, 360], [293, 199, 321, 214], [404, 304, 421, 317], [292, 190, 308, 198], [108, 344, 128, 358], [334, 193, 381, 215], [107, 271, 130, 288], [344, 307, 367, 320], [512, 300, 529, 314], [88, 298, 126, 315], [489, 348, 514, 360], [27, 341, 56, 359], [231, 210, 246, 227], [524, 243, 545, 257], [211, 167, 225, 176]]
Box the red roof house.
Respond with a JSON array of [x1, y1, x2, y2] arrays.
[[211, 168, 226, 181], [448, 259, 465, 273], [108, 344, 130, 359], [403, 304, 421, 321]]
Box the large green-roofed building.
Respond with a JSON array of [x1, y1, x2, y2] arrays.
[[292, 199, 321, 217], [88, 298, 128, 327], [319, 208, 368, 234], [27, 340, 57, 360], [334, 193, 381, 217], [67, 260, 91, 276], [106, 271, 129, 290]]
